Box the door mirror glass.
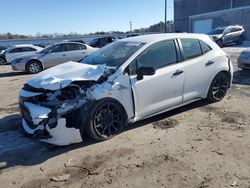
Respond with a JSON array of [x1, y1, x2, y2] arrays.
[[137, 66, 155, 80]]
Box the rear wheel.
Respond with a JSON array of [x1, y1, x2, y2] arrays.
[[26, 61, 43, 74], [84, 99, 126, 141], [237, 36, 244, 45], [207, 72, 230, 102], [0, 57, 7, 65]]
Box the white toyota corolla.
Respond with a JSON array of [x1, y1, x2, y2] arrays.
[[19, 34, 233, 145]]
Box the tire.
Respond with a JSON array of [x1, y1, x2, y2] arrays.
[[26, 61, 43, 74], [0, 57, 7, 65], [237, 36, 244, 45], [84, 98, 127, 141], [217, 39, 223, 48], [207, 72, 230, 102]]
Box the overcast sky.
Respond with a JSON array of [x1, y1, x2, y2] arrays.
[[0, 0, 174, 35]]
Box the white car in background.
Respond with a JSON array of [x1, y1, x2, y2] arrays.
[[0, 44, 43, 65], [12, 42, 97, 73], [19, 34, 233, 145]]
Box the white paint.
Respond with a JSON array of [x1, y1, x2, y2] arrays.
[[24, 102, 51, 125], [27, 62, 105, 90], [41, 118, 82, 146], [19, 89, 42, 97]]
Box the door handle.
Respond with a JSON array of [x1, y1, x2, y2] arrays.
[[205, 61, 215, 66], [173, 70, 183, 76], [62, 54, 66, 57]]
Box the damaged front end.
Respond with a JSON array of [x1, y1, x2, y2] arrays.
[[19, 81, 95, 145], [19, 62, 108, 145]]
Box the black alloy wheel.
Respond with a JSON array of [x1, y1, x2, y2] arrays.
[[207, 72, 229, 102]]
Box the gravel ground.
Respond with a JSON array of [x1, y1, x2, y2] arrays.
[[0, 42, 250, 188]]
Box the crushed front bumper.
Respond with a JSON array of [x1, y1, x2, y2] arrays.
[[20, 99, 83, 146]]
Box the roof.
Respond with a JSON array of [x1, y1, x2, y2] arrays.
[[12, 44, 39, 48], [119, 33, 210, 44]]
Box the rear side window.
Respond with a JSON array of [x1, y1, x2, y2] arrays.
[[21, 47, 37, 52], [199, 41, 211, 54], [9, 48, 22, 53], [180, 39, 202, 60], [67, 43, 86, 51]]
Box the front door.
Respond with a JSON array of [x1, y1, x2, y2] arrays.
[[41, 44, 69, 68], [128, 40, 184, 119]]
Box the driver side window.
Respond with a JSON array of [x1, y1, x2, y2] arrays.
[[129, 40, 177, 75], [48, 44, 67, 53]]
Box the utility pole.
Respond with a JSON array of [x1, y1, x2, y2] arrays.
[[165, 0, 167, 33], [130, 21, 132, 32]]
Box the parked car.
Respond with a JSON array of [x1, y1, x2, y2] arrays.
[[64, 39, 86, 44], [237, 49, 250, 70], [208, 25, 246, 47], [12, 42, 97, 73], [0, 44, 43, 65], [0, 46, 6, 53], [89, 36, 117, 48], [19, 33, 233, 145]]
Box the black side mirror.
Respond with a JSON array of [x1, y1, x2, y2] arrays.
[[136, 66, 156, 80]]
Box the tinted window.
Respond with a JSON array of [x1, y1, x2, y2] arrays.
[[181, 39, 202, 60], [48, 44, 67, 53], [21, 47, 37, 52], [67, 43, 86, 51], [129, 40, 177, 74], [200, 41, 211, 54], [9, 48, 22, 53]]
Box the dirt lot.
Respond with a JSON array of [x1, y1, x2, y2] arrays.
[[0, 43, 250, 188]]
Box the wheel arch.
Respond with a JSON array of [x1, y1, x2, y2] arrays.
[[205, 70, 231, 98], [25, 59, 44, 72]]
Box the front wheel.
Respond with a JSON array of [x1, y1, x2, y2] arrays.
[[84, 99, 127, 141], [0, 57, 7, 65], [26, 61, 43, 74], [207, 72, 230, 102]]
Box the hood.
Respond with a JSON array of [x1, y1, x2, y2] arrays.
[[27, 61, 106, 90]]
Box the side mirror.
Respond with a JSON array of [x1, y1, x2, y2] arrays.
[[136, 66, 156, 80]]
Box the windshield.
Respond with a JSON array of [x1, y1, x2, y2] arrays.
[[208, 28, 225, 35], [36, 44, 53, 54], [89, 38, 98, 46], [81, 41, 145, 69]]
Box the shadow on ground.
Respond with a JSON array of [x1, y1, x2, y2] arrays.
[[0, 71, 27, 78], [0, 100, 210, 171]]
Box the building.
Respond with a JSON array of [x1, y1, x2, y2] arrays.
[[174, 0, 250, 38]]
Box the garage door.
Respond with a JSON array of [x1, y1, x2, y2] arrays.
[[193, 19, 212, 34]]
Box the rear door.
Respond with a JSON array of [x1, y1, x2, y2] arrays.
[[129, 39, 184, 119], [66, 43, 88, 62], [5, 48, 23, 63], [21, 47, 38, 56], [41, 44, 69, 68], [179, 38, 214, 101]]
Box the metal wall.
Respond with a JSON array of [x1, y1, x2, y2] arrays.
[[190, 7, 250, 38], [174, 0, 250, 33]]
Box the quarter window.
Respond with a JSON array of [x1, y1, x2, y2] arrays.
[[200, 41, 211, 54], [180, 39, 202, 60]]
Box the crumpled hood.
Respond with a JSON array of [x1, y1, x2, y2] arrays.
[[27, 61, 106, 90]]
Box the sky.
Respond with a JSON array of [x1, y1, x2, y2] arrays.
[[0, 0, 173, 35]]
